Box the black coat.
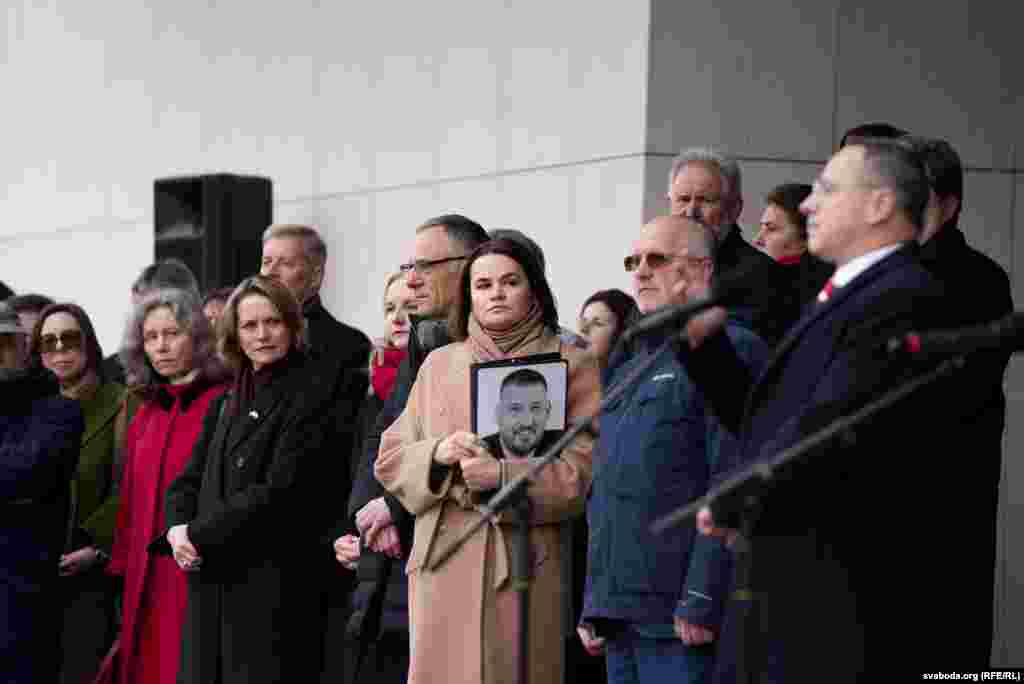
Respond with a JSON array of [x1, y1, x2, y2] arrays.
[[684, 247, 963, 681], [1, 368, 83, 684], [917, 225, 1013, 665], [715, 226, 800, 345], [163, 352, 359, 684], [303, 294, 371, 370]]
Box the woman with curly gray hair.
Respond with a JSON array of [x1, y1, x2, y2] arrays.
[[107, 288, 227, 684]]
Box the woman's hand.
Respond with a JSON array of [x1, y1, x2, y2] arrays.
[[334, 534, 360, 570], [59, 547, 99, 576], [434, 431, 489, 466], [168, 524, 202, 572], [461, 453, 501, 492]]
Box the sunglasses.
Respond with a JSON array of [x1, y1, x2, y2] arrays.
[[40, 330, 84, 353], [623, 251, 682, 272]]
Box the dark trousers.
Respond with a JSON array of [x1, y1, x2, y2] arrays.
[[60, 569, 117, 684]]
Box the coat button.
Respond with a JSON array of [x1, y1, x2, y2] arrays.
[[236, 457, 245, 468]]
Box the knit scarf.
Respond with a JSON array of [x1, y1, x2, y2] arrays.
[[371, 347, 406, 400], [467, 300, 547, 362]]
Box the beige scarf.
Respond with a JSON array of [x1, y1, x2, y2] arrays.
[[466, 300, 549, 362]]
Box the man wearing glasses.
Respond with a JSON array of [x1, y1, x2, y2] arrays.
[[345, 215, 489, 682], [0, 302, 84, 683], [579, 215, 768, 684], [667, 148, 796, 344]]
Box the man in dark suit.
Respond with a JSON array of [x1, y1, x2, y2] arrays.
[[259, 224, 370, 683], [911, 136, 1012, 666], [682, 139, 957, 681], [667, 148, 797, 344], [342, 215, 489, 683], [260, 224, 371, 369]]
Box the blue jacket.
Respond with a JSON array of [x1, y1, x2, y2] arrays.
[[583, 320, 768, 629]]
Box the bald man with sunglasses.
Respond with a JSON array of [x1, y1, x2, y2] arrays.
[[580, 216, 769, 684]]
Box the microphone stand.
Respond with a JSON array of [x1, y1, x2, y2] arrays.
[[427, 338, 680, 684], [651, 355, 965, 684]]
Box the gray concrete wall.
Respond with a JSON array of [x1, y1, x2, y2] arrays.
[[646, 0, 1023, 665]]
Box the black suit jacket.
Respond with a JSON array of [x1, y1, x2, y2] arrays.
[[917, 225, 1012, 665], [715, 226, 799, 345], [684, 246, 969, 680]]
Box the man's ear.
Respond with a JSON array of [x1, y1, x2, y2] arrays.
[[727, 196, 744, 225], [939, 195, 960, 226], [310, 261, 325, 292], [865, 188, 897, 226]]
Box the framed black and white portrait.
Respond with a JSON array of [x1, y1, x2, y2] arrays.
[[471, 353, 569, 460]]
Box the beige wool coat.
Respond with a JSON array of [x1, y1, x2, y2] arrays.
[[376, 331, 600, 684]]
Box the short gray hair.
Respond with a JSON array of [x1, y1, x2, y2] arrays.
[[668, 147, 743, 205], [120, 288, 225, 393], [262, 224, 327, 267]]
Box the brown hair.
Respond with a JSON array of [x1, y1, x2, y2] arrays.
[[448, 239, 559, 341], [217, 275, 307, 371]]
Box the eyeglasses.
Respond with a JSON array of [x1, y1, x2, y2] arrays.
[[398, 255, 468, 274], [40, 330, 84, 353], [623, 251, 683, 272]]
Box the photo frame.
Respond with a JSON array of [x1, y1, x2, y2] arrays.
[[471, 352, 569, 460]]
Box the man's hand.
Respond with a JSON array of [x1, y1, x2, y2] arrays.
[[355, 497, 392, 538], [674, 617, 715, 645], [368, 524, 402, 559], [435, 431, 489, 466], [577, 622, 606, 656], [697, 506, 739, 548], [460, 453, 500, 492], [168, 524, 202, 572], [59, 546, 99, 576], [684, 307, 727, 350], [334, 534, 360, 570]]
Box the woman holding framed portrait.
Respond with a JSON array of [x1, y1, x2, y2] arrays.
[[375, 238, 601, 684]]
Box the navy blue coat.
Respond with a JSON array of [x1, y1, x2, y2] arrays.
[[1, 369, 83, 684], [683, 246, 961, 682], [583, 320, 768, 631]]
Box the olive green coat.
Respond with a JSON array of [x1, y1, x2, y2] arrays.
[[71, 382, 136, 551]]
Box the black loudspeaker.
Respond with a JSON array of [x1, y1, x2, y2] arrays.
[[154, 174, 273, 292]]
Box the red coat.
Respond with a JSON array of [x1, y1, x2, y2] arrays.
[[108, 378, 224, 684]]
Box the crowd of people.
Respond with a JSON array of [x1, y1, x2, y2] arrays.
[[0, 125, 1012, 684]]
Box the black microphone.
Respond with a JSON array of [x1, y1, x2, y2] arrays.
[[620, 260, 758, 342], [887, 313, 1024, 359]]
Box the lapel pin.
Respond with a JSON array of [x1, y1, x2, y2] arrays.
[[249, 410, 259, 420]]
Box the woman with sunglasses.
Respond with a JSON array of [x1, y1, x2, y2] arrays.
[[108, 289, 227, 684], [375, 238, 602, 684], [29, 304, 139, 684]]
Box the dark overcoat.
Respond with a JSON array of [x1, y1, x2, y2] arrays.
[[0, 369, 83, 684], [685, 246, 966, 681], [162, 352, 358, 684]]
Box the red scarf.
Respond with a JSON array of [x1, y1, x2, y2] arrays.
[[371, 347, 407, 400]]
